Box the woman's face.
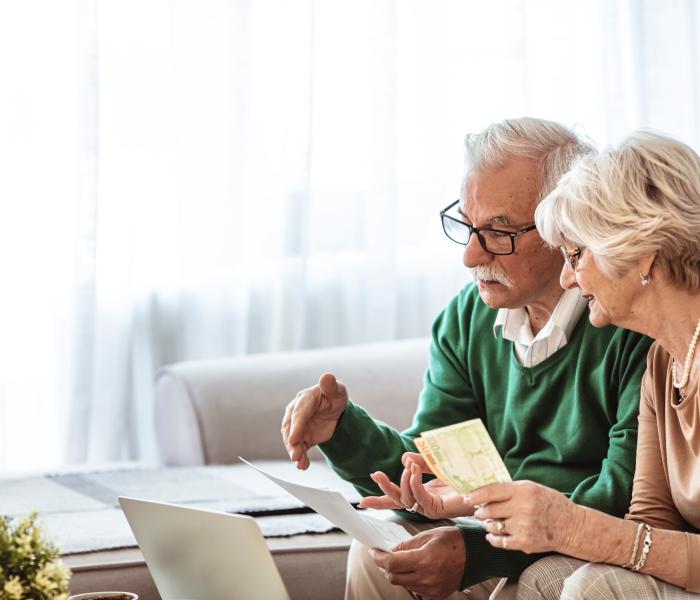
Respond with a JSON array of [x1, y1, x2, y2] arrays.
[[559, 245, 640, 328]]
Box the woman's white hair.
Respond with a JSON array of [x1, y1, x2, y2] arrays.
[[463, 117, 595, 201], [536, 130, 700, 291]]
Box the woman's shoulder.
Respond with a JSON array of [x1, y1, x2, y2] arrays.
[[646, 340, 671, 371], [640, 341, 672, 414]]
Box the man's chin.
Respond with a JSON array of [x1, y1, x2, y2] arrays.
[[475, 279, 511, 308]]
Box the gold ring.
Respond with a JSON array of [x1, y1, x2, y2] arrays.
[[496, 519, 506, 535]]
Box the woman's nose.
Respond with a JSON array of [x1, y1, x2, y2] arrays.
[[560, 262, 578, 289]]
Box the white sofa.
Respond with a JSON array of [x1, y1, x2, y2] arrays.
[[155, 337, 429, 465], [153, 337, 431, 599]]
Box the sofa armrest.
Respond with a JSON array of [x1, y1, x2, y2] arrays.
[[155, 337, 430, 465]]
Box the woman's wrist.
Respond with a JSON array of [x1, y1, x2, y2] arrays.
[[558, 504, 641, 566], [559, 501, 586, 555]]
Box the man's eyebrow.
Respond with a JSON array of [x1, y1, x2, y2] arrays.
[[456, 205, 515, 227], [487, 215, 512, 226]]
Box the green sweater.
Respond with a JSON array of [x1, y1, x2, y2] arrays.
[[319, 283, 652, 589]]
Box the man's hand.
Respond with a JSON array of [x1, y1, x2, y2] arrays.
[[281, 373, 348, 470], [368, 526, 466, 600], [358, 453, 475, 518]]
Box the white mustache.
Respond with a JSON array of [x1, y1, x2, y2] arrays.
[[471, 265, 513, 286]]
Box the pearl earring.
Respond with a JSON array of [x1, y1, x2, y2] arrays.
[[639, 273, 651, 287]]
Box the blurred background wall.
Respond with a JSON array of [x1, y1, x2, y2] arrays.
[[0, 0, 698, 469]]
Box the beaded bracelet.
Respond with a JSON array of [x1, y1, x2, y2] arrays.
[[622, 522, 644, 569], [632, 523, 653, 571]]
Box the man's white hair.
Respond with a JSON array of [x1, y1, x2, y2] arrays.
[[536, 130, 700, 292], [463, 117, 595, 202]]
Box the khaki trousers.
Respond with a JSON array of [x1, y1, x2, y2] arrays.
[[344, 516, 517, 600]]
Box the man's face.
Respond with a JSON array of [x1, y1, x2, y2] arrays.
[[459, 158, 564, 310]]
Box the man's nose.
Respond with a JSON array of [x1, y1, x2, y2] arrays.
[[463, 233, 493, 268], [560, 263, 578, 289]]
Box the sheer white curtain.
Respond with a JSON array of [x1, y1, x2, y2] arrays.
[[0, 0, 699, 470]]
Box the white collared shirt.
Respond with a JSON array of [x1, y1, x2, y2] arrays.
[[493, 287, 588, 368]]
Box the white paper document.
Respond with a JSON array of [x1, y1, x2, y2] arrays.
[[240, 458, 411, 551]]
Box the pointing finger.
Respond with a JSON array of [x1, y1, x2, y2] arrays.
[[358, 495, 403, 510], [370, 471, 403, 505]]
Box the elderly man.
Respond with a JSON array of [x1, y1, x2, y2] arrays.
[[282, 117, 652, 599]]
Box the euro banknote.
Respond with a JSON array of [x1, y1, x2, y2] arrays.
[[416, 419, 511, 494]]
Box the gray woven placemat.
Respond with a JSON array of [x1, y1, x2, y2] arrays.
[[0, 461, 359, 554]]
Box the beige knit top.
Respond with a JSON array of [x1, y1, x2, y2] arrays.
[[627, 342, 700, 592]]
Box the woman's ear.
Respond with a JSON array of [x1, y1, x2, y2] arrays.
[[638, 254, 656, 280]]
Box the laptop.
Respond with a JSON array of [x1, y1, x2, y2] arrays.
[[119, 497, 290, 600]]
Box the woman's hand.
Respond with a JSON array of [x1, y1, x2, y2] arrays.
[[358, 452, 475, 519], [468, 480, 578, 554]]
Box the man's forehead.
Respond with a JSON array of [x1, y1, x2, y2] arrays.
[[461, 164, 539, 224]]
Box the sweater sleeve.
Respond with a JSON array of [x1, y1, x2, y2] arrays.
[[627, 364, 700, 592], [319, 291, 481, 498], [566, 331, 648, 516], [457, 524, 547, 589]]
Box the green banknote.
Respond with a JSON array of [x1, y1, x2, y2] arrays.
[[417, 419, 511, 495]]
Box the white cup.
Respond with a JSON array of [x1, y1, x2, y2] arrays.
[[68, 593, 138, 600]]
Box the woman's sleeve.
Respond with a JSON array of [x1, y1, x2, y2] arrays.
[[626, 369, 688, 530], [627, 367, 700, 592]]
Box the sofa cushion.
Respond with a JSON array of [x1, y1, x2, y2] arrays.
[[155, 337, 430, 464]]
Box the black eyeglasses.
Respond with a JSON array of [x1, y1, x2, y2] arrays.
[[440, 199, 537, 256], [559, 246, 582, 270]]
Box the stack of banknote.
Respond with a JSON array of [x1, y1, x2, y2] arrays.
[[415, 419, 511, 495]]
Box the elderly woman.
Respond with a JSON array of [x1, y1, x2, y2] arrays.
[[467, 130, 700, 599], [367, 131, 700, 599]]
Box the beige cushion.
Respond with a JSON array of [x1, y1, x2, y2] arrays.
[[155, 337, 430, 465]]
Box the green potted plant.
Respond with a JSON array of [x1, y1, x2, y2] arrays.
[[0, 512, 71, 599]]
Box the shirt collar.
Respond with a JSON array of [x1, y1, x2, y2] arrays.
[[493, 287, 587, 345]]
